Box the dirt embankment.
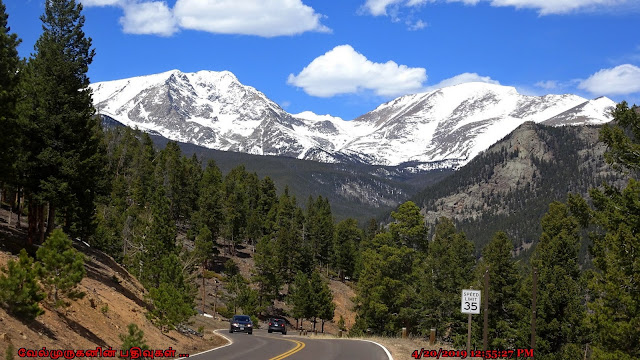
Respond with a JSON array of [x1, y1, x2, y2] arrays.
[[0, 208, 225, 357]]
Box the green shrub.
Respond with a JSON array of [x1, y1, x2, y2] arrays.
[[119, 323, 149, 351], [36, 229, 85, 307], [0, 250, 45, 320], [5, 344, 15, 360], [217, 305, 234, 319], [250, 315, 260, 329]]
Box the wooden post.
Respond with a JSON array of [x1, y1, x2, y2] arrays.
[[213, 283, 218, 320], [531, 268, 537, 353], [467, 313, 472, 354], [402, 327, 407, 338], [483, 269, 489, 352], [429, 328, 436, 345], [202, 266, 206, 315]]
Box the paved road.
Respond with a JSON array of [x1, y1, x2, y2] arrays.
[[189, 329, 391, 360]]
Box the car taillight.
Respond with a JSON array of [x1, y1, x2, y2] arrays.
[[269, 322, 272, 326]]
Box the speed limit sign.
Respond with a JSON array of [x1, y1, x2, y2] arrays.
[[461, 289, 481, 314]]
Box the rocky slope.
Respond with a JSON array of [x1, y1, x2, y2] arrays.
[[413, 122, 629, 256], [0, 215, 223, 354]]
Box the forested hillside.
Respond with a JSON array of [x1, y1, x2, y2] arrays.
[[414, 122, 631, 257], [102, 115, 452, 223]]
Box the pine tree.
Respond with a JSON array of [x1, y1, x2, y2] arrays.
[[288, 271, 311, 329], [309, 271, 335, 333], [333, 218, 360, 280], [193, 159, 224, 242], [19, 0, 104, 245], [583, 104, 640, 359], [583, 181, 640, 359], [354, 231, 418, 335], [259, 177, 278, 238], [599, 101, 640, 172], [0, 249, 45, 319], [273, 189, 298, 282], [0, 0, 22, 189], [222, 166, 249, 254], [146, 253, 196, 331], [139, 184, 176, 288], [307, 196, 334, 267], [119, 323, 149, 352], [478, 232, 520, 349], [529, 202, 585, 359], [253, 237, 283, 307], [147, 282, 195, 332], [389, 201, 428, 252], [420, 217, 475, 339], [36, 228, 85, 307]]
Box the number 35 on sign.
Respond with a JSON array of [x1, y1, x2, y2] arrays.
[[461, 289, 481, 314]]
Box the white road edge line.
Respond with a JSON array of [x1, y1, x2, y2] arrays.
[[175, 329, 233, 359], [355, 339, 394, 360]]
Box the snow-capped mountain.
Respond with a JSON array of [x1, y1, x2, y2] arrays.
[[91, 70, 616, 169]]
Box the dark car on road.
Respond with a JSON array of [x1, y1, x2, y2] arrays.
[[229, 315, 253, 334], [267, 318, 287, 335]]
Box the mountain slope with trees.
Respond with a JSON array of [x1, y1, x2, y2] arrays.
[[103, 115, 452, 223], [413, 121, 629, 256]]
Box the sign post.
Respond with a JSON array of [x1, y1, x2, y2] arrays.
[[461, 289, 481, 354]]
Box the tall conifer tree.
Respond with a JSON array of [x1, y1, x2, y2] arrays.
[[20, 0, 104, 244], [0, 0, 21, 190]]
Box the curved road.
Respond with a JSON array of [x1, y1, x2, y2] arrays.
[[189, 329, 392, 360]]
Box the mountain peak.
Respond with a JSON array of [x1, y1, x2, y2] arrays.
[[91, 70, 615, 169]]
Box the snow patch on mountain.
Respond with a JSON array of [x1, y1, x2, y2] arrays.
[[91, 70, 616, 170]]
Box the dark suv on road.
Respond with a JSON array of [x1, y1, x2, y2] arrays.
[[267, 318, 287, 335], [229, 315, 253, 334]]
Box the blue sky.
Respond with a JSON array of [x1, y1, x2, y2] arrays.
[[7, 0, 640, 119]]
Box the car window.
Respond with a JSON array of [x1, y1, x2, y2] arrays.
[[235, 316, 250, 322]]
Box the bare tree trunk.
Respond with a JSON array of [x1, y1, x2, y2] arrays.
[[27, 197, 37, 246], [7, 191, 14, 226], [16, 188, 22, 229], [38, 204, 46, 244], [202, 262, 206, 315], [45, 203, 56, 239]]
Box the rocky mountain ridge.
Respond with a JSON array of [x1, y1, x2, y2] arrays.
[[91, 69, 616, 170]]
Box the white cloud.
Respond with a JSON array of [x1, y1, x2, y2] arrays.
[[363, 0, 405, 16], [173, 0, 330, 37], [80, 0, 124, 6], [363, 0, 631, 16], [407, 19, 428, 30], [578, 64, 640, 95], [425, 72, 499, 90], [82, 0, 329, 37], [480, 0, 628, 15], [535, 80, 558, 89], [287, 45, 427, 97], [120, 1, 178, 36]]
